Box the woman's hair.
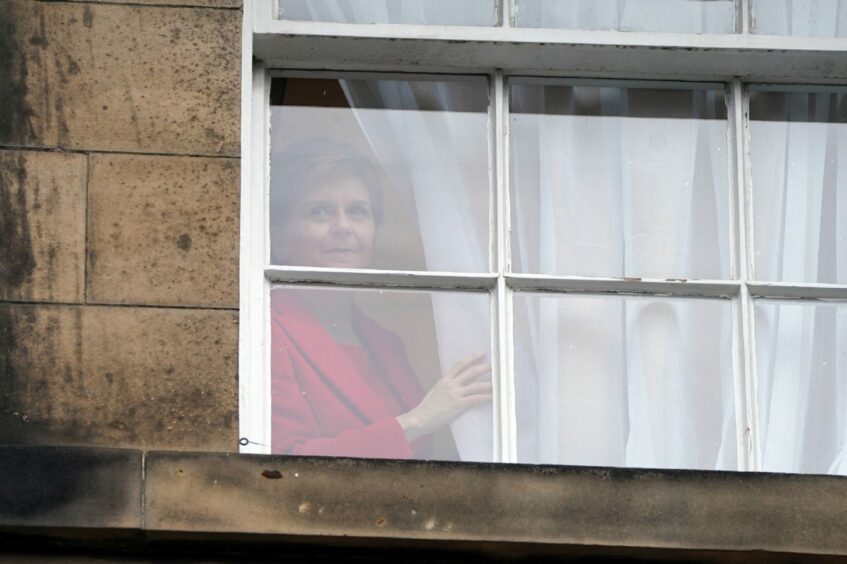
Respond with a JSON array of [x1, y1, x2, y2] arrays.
[[270, 138, 384, 229]]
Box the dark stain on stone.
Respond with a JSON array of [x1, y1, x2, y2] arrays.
[[0, 154, 36, 291], [82, 6, 94, 29], [66, 55, 80, 76], [0, 5, 37, 144], [176, 233, 193, 251], [262, 470, 283, 480]]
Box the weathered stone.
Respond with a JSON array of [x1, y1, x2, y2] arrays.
[[67, 0, 241, 7], [0, 150, 86, 303], [0, 0, 240, 155], [0, 303, 238, 451], [87, 154, 239, 308], [144, 453, 847, 557], [0, 444, 141, 530]]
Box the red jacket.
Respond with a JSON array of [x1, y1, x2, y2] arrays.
[[270, 289, 431, 459]]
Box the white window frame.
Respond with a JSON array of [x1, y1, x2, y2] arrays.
[[239, 0, 847, 471]]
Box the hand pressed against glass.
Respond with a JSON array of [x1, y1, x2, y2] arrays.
[[273, 176, 376, 269], [397, 352, 493, 443], [270, 143, 491, 458]]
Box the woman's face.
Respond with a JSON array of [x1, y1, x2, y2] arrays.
[[274, 175, 376, 269]]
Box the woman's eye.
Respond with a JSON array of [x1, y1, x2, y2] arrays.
[[307, 205, 331, 219], [349, 205, 372, 218]]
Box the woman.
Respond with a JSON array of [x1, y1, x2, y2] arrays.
[[270, 139, 492, 459]]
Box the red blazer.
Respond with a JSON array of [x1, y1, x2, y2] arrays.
[[270, 289, 431, 459]]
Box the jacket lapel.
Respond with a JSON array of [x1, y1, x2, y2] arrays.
[[272, 289, 391, 424], [353, 309, 422, 411]]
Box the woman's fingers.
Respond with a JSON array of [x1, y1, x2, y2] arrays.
[[455, 361, 492, 384], [446, 352, 487, 379], [460, 381, 493, 397], [460, 393, 493, 408]]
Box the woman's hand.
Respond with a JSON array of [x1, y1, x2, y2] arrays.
[[397, 352, 493, 443]]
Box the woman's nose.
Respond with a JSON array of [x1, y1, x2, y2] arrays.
[[330, 211, 353, 234]]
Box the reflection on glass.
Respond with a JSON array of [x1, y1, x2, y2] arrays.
[[278, 0, 496, 26], [514, 0, 735, 33], [756, 301, 847, 475], [514, 293, 736, 470], [753, 0, 847, 37], [270, 77, 489, 273], [270, 285, 492, 462], [510, 81, 730, 280], [750, 89, 847, 284]]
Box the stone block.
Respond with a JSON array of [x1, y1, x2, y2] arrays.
[[0, 303, 238, 451], [0, 1, 240, 155], [0, 150, 86, 303], [144, 453, 847, 556], [87, 154, 239, 308], [0, 444, 141, 529]]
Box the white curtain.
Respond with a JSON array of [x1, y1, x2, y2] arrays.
[[514, 0, 735, 33], [278, 0, 495, 26], [511, 85, 736, 469], [753, 0, 847, 36], [340, 79, 494, 462], [751, 91, 847, 474]]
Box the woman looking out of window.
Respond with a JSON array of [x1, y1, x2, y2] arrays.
[[269, 139, 492, 459]]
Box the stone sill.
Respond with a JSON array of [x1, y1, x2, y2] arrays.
[[2, 445, 847, 561]]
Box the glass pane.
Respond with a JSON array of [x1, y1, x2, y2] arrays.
[[752, 0, 847, 37], [750, 89, 847, 284], [755, 301, 847, 474], [278, 0, 497, 26], [514, 293, 736, 470], [270, 77, 490, 273], [510, 81, 730, 280], [514, 0, 735, 33], [270, 285, 493, 462]]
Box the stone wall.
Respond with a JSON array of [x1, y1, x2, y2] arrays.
[[0, 0, 242, 452]]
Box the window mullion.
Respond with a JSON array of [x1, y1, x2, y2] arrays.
[[493, 70, 517, 463], [739, 0, 751, 34], [731, 78, 760, 471]]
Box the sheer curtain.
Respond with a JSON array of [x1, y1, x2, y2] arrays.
[[340, 79, 494, 462], [511, 84, 736, 469], [753, 0, 847, 36], [514, 0, 735, 33], [278, 0, 496, 26], [751, 91, 847, 474]]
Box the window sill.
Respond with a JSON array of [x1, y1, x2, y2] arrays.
[[2, 444, 847, 560]]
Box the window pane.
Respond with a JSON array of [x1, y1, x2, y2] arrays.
[[750, 89, 847, 284], [270, 285, 493, 462], [514, 0, 735, 33], [755, 300, 847, 475], [514, 293, 736, 470], [270, 77, 490, 274], [752, 0, 847, 37], [510, 81, 730, 280], [278, 0, 497, 26]]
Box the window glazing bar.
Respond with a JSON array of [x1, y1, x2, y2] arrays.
[[747, 282, 847, 301], [264, 266, 499, 291], [505, 274, 741, 298]]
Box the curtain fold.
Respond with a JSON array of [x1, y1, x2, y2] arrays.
[[753, 0, 847, 37], [752, 91, 847, 474], [511, 85, 734, 470], [340, 79, 493, 462], [515, 0, 734, 33]]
